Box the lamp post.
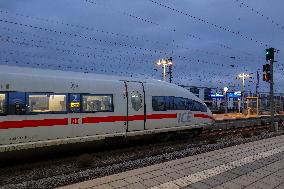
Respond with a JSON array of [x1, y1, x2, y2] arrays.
[[238, 73, 250, 113], [156, 58, 173, 82], [223, 87, 228, 115]]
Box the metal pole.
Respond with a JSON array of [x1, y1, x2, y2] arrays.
[[242, 74, 245, 113], [270, 59, 274, 128], [256, 71, 259, 95], [256, 97, 259, 115], [168, 57, 173, 83], [169, 65, 172, 83], [225, 91, 228, 115], [163, 64, 166, 81], [238, 98, 241, 113]]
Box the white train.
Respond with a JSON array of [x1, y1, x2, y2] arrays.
[[0, 65, 214, 153]]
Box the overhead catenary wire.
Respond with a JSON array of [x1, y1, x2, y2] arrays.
[[235, 0, 284, 32], [79, 1, 259, 63], [0, 1, 282, 92], [0, 7, 260, 66], [148, 0, 269, 47]]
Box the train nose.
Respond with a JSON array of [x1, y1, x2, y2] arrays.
[[207, 108, 215, 123]]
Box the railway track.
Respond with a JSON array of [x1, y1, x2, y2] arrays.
[[0, 123, 283, 189]]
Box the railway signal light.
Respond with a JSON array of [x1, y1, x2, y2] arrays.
[[262, 64, 271, 82], [266, 48, 274, 61], [263, 64, 270, 72], [263, 64, 271, 82], [263, 72, 271, 82]]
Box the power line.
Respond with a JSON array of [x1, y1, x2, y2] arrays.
[[123, 12, 159, 25], [0, 8, 176, 50], [1, 4, 258, 65], [79, 2, 259, 62], [0, 17, 226, 68], [0, 18, 172, 56], [148, 0, 269, 47], [235, 0, 284, 32]]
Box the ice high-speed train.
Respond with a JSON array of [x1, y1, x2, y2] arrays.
[[0, 65, 213, 153]]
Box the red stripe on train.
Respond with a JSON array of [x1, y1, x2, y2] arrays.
[[194, 114, 214, 120], [147, 113, 177, 119], [82, 114, 177, 124], [82, 116, 126, 124], [0, 118, 68, 129], [0, 113, 214, 129]]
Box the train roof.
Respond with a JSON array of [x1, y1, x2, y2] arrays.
[[0, 65, 175, 86], [0, 65, 204, 103]]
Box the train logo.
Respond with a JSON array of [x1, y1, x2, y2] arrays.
[[178, 112, 192, 123], [71, 118, 80, 125]]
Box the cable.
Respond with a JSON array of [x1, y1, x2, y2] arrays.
[[123, 12, 159, 25], [0, 8, 175, 50], [235, 0, 284, 32], [0, 8, 259, 65], [148, 0, 269, 47], [0, 18, 172, 56]]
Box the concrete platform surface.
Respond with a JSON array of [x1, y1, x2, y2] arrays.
[[213, 112, 284, 121], [59, 135, 284, 189]]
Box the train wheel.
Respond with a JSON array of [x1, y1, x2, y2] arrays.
[[155, 133, 171, 142], [190, 128, 203, 137]]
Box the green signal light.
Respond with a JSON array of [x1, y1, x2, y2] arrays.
[[266, 48, 274, 61]]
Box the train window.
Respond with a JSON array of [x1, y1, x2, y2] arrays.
[[131, 91, 143, 111], [8, 92, 26, 115], [192, 101, 207, 112], [69, 94, 81, 113], [174, 97, 188, 110], [200, 104, 208, 112], [152, 96, 166, 111], [192, 101, 201, 111], [165, 96, 174, 110], [0, 93, 7, 114], [82, 95, 113, 112], [28, 94, 67, 113], [187, 99, 194, 111]]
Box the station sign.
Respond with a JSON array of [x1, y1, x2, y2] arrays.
[[209, 93, 224, 98], [227, 91, 242, 98], [209, 91, 241, 98]]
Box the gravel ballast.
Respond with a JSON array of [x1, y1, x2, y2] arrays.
[[0, 129, 283, 189]]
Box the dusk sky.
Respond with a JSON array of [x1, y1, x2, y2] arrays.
[[0, 0, 283, 93]]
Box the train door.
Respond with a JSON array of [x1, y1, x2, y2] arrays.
[[125, 81, 145, 131], [8, 92, 26, 115]]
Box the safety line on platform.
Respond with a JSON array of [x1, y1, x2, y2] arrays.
[[149, 145, 284, 189]]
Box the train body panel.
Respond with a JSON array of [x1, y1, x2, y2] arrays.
[[144, 82, 209, 130], [0, 66, 213, 152]]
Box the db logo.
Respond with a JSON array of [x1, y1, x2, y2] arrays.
[[71, 118, 80, 124]]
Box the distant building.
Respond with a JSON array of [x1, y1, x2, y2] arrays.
[[179, 85, 215, 101], [256, 92, 284, 113], [180, 85, 242, 113], [179, 85, 217, 110], [180, 85, 284, 114]]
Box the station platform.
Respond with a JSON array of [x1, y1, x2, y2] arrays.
[[213, 112, 284, 121], [213, 113, 260, 121], [60, 135, 284, 189]]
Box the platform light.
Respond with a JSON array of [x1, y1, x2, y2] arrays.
[[223, 87, 228, 93], [238, 73, 250, 78], [155, 58, 173, 82], [223, 87, 228, 115], [238, 73, 250, 114]]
